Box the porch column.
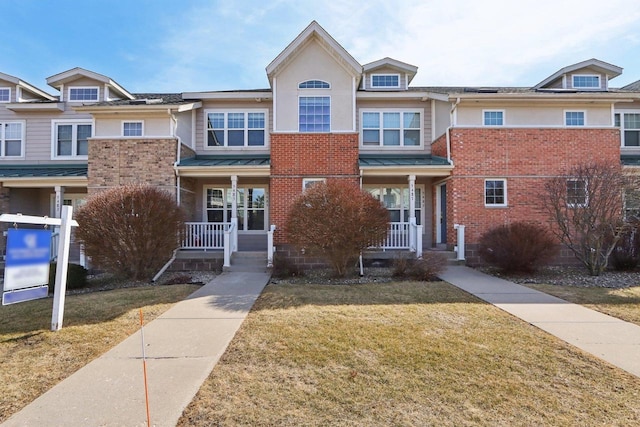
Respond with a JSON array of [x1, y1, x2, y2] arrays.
[[230, 175, 238, 250], [408, 175, 416, 252], [55, 186, 65, 218]]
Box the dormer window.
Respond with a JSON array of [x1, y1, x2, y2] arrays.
[[0, 88, 10, 102], [371, 74, 400, 88], [572, 75, 600, 89], [299, 80, 330, 89], [68, 87, 99, 102]]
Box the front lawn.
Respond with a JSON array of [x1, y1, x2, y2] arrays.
[[178, 281, 640, 426]]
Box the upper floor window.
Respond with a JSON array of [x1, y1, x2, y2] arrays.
[[0, 88, 10, 103], [206, 110, 267, 147], [299, 80, 330, 89], [52, 120, 92, 158], [485, 179, 507, 207], [371, 74, 400, 88], [572, 75, 600, 89], [302, 178, 326, 191], [0, 121, 24, 157], [68, 87, 99, 102], [123, 121, 143, 137], [299, 97, 330, 133], [565, 111, 585, 126], [483, 110, 504, 126], [615, 112, 640, 147], [361, 110, 421, 147]]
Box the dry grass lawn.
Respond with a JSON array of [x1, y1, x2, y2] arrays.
[[0, 284, 200, 422], [524, 283, 640, 327], [179, 281, 640, 426]]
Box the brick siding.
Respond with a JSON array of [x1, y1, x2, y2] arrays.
[[445, 127, 621, 264], [270, 133, 360, 244]]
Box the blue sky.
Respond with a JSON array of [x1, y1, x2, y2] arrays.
[[3, 0, 640, 94]]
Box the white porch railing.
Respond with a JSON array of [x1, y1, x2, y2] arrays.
[[182, 222, 231, 249], [380, 222, 411, 249]]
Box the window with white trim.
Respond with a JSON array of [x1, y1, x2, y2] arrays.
[[0, 121, 24, 157], [567, 179, 587, 207], [52, 120, 92, 158], [206, 110, 267, 147], [299, 80, 330, 89], [302, 178, 326, 191], [572, 75, 600, 89], [68, 87, 99, 102], [123, 121, 143, 137], [361, 110, 421, 146], [299, 96, 330, 132], [0, 88, 10, 103], [565, 111, 585, 126], [615, 112, 640, 147], [367, 186, 423, 225], [371, 74, 400, 88], [484, 179, 507, 207], [483, 110, 504, 126]]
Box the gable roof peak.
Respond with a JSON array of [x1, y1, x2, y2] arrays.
[[46, 67, 134, 100], [265, 21, 362, 86], [534, 58, 623, 89]]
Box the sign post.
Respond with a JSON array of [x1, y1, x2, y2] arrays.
[[0, 206, 78, 331]]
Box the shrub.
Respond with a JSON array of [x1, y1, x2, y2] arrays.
[[271, 253, 305, 279], [478, 222, 558, 273], [286, 180, 389, 277], [610, 223, 640, 270], [48, 263, 88, 292], [75, 185, 185, 281], [392, 252, 447, 281]]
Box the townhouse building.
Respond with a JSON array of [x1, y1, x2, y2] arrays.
[[1, 21, 639, 268]]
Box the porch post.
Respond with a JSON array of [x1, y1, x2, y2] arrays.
[[408, 175, 416, 251], [230, 175, 238, 250], [54, 186, 65, 218]]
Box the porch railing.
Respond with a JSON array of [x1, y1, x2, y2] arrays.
[[380, 222, 410, 250], [182, 222, 231, 249]]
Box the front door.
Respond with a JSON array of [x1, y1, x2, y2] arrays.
[[204, 186, 267, 232], [439, 183, 447, 243]]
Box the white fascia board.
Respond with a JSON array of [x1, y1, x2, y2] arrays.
[[73, 102, 201, 114], [357, 91, 449, 102], [448, 93, 637, 103], [175, 166, 270, 178], [5, 102, 65, 111], [0, 176, 87, 188], [182, 91, 273, 100], [360, 165, 453, 177]]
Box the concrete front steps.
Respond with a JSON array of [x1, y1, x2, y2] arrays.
[[224, 251, 270, 273]]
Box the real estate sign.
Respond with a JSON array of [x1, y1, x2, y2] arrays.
[[2, 228, 51, 305]]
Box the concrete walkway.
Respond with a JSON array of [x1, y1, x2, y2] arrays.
[[440, 266, 640, 378], [2, 271, 271, 427]]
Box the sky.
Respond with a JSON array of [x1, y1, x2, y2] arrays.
[[2, 0, 640, 94]]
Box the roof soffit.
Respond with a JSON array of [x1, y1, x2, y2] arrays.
[[0, 71, 56, 101], [266, 21, 362, 84]]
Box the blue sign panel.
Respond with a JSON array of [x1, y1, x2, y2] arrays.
[[2, 285, 49, 305], [3, 229, 52, 292]]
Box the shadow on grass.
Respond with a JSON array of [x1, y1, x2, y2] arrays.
[[0, 284, 200, 336]]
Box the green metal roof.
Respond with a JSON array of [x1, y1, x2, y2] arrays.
[[359, 154, 451, 167], [178, 155, 270, 167], [0, 164, 87, 178]]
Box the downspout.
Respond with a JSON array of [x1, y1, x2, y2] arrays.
[[445, 97, 460, 165]]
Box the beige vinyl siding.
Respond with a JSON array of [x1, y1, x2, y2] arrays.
[[273, 38, 355, 132], [175, 110, 193, 146], [457, 104, 612, 127], [195, 101, 273, 153], [94, 114, 172, 137], [356, 99, 432, 154], [0, 107, 91, 163], [433, 100, 451, 141]]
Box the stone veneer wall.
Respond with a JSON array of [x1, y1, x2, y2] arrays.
[[445, 127, 621, 265], [270, 133, 360, 244], [87, 138, 178, 197]]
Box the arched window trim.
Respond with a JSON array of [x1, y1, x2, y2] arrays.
[[298, 80, 330, 89]]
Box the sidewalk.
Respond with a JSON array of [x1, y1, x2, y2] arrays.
[[440, 266, 640, 378], [2, 271, 271, 427]]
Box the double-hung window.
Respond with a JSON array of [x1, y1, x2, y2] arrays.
[[123, 121, 143, 137], [68, 87, 99, 102], [615, 112, 640, 147], [567, 179, 587, 207], [565, 111, 585, 126], [362, 110, 421, 147], [299, 96, 330, 132], [0, 121, 24, 157], [484, 179, 507, 207], [0, 88, 10, 103], [52, 120, 92, 158], [483, 110, 504, 126], [206, 110, 267, 147]]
